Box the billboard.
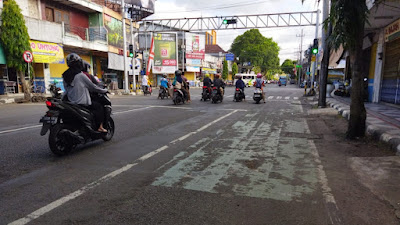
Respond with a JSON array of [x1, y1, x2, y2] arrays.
[[30, 40, 65, 64], [185, 33, 205, 62], [153, 33, 178, 74], [108, 0, 155, 20], [104, 14, 123, 48]]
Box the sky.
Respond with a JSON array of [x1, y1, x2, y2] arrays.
[[146, 0, 322, 65]]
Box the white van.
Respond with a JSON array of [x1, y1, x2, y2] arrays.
[[234, 74, 256, 87]]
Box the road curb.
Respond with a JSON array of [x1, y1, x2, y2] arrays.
[[326, 99, 400, 155]]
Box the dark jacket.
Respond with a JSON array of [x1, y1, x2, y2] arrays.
[[235, 79, 245, 89], [213, 78, 225, 89], [203, 77, 213, 87]]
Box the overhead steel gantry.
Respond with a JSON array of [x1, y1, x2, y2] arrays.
[[140, 11, 318, 32]]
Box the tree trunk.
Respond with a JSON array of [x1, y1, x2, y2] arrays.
[[18, 70, 31, 101], [318, 24, 332, 108], [347, 41, 366, 139]]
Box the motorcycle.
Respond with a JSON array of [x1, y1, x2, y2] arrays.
[[158, 87, 168, 99], [234, 88, 245, 102], [143, 85, 152, 96], [172, 88, 187, 105], [253, 88, 263, 104], [201, 86, 211, 101], [211, 86, 223, 104], [39, 88, 115, 156]]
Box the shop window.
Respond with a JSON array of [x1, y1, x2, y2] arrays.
[[45, 7, 54, 22], [54, 9, 69, 25]]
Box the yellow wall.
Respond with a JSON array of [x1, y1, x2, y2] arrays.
[[184, 72, 195, 81], [96, 57, 102, 78], [33, 63, 44, 78], [49, 52, 93, 78], [369, 43, 377, 80]]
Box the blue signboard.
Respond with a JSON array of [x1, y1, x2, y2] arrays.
[[225, 53, 234, 61]]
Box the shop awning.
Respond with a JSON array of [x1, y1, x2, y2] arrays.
[[0, 44, 6, 64]]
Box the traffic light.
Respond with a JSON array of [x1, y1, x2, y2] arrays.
[[129, 44, 134, 58], [312, 38, 318, 54], [223, 19, 237, 25]]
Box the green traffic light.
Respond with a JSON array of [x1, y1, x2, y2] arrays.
[[223, 19, 228, 24], [129, 53, 134, 58], [312, 48, 318, 54]]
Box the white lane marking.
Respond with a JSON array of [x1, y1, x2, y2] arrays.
[[0, 125, 42, 135], [277, 96, 282, 100], [285, 97, 290, 100], [294, 97, 299, 100], [170, 132, 196, 144], [217, 109, 248, 112], [226, 95, 234, 98], [197, 110, 238, 132], [8, 163, 138, 225], [113, 106, 152, 115], [113, 105, 190, 110], [137, 145, 169, 162], [268, 96, 274, 100], [9, 109, 239, 225]]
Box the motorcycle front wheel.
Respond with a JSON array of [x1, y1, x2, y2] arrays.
[[102, 117, 115, 141], [49, 124, 74, 156]]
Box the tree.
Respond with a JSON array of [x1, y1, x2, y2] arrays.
[[303, 0, 368, 139], [252, 66, 261, 75], [281, 59, 296, 75], [222, 59, 228, 80], [0, 0, 32, 100], [232, 62, 238, 80], [230, 29, 280, 73]]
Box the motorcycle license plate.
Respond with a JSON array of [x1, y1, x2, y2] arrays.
[[40, 116, 57, 124], [254, 94, 261, 97]]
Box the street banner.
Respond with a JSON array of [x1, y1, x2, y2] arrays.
[[153, 33, 178, 74], [385, 18, 400, 42], [146, 36, 154, 75], [30, 40, 65, 64], [185, 33, 205, 61]]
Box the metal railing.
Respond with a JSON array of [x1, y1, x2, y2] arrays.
[[88, 26, 107, 42]]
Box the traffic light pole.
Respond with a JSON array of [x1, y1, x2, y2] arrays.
[[131, 20, 136, 91], [122, 0, 129, 93], [311, 9, 320, 94], [297, 29, 304, 87], [318, 0, 330, 107]]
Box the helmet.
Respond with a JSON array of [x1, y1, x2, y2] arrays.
[[205, 74, 210, 78], [163, 74, 168, 78], [215, 74, 221, 79], [82, 60, 91, 72], [66, 53, 82, 68], [236, 74, 242, 79], [257, 73, 262, 78], [175, 70, 182, 76]]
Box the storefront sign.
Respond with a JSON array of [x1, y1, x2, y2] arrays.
[[186, 66, 200, 72], [30, 40, 64, 64], [185, 33, 205, 60], [153, 33, 178, 74], [202, 67, 217, 74], [385, 18, 400, 42]]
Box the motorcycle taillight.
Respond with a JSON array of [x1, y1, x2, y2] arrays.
[[236, 88, 239, 91], [174, 89, 177, 92], [203, 86, 207, 89], [46, 101, 53, 107], [213, 87, 217, 89]]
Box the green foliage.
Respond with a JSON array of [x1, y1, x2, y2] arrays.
[[281, 59, 296, 75], [232, 62, 238, 80], [230, 29, 280, 73], [0, 0, 31, 71], [222, 59, 228, 80], [252, 66, 261, 75], [325, 0, 368, 51]]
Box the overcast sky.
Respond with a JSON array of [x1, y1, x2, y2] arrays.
[[146, 0, 321, 64]]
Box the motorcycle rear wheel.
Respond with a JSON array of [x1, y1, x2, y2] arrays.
[[49, 124, 74, 156]]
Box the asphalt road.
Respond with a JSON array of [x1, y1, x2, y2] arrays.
[[0, 84, 398, 225]]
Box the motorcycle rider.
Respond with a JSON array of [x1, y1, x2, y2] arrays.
[[159, 74, 169, 99], [213, 74, 225, 96], [253, 73, 266, 103], [235, 74, 246, 99], [62, 53, 108, 132], [203, 74, 213, 94], [172, 70, 189, 101]]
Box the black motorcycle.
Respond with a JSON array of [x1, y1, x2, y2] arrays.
[[172, 88, 187, 105], [201, 86, 211, 101], [40, 91, 115, 156], [159, 87, 168, 99], [234, 88, 245, 102], [211, 86, 223, 104], [253, 88, 262, 104]]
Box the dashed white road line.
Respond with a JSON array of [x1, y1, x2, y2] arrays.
[[8, 109, 239, 225], [285, 97, 290, 100], [267, 96, 274, 100], [277, 96, 282, 100], [293, 97, 299, 100], [0, 125, 42, 135]]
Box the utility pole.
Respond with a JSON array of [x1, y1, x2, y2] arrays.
[[296, 29, 304, 87], [311, 9, 320, 94], [122, 0, 129, 93], [130, 20, 136, 91], [318, 0, 331, 107]]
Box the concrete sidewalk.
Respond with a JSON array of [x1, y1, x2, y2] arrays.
[[326, 96, 400, 154]]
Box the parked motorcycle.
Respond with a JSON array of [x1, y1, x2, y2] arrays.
[[40, 89, 115, 156], [172, 88, 187, 105], [201, 86, 211, 101], [158, 87, 168, 99], [234, 88, 245, 102], [211, 86, 223, 104], [253, 88, 263, 104]]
